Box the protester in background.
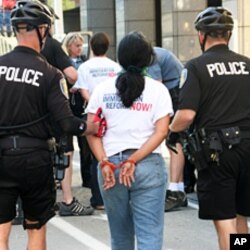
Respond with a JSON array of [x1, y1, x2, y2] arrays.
[[74, 32, 121, 210], [86, 31, 173, 250], [63, 32, 92, 189], [147, 46, 188, 211], [167, 7, 250, 250]]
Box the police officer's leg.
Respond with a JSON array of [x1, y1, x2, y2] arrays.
[[0, 222, 12, 250], [213, 218, 237, 250], [26, 223, 46, 250], [236, 215, 248, 233]]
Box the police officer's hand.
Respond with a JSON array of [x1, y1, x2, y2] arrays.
[[166, 131, 180, 154]]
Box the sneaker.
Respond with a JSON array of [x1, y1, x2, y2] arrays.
[[58, 197, 94, 216], [165, 190, 188, 212]]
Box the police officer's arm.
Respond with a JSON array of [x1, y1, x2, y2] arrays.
[[169, 109, 196, 132], [52, 38, 78, 84], [58, 116, 99, 135], [63, 66, 78, 84]]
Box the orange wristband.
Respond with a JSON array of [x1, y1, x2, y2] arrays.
[[99, 160, 116, 171], [119, 159, 136, 167]]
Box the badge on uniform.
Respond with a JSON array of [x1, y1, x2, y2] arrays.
[[59, 78, 69, 99], [179, 68, 188, 88]]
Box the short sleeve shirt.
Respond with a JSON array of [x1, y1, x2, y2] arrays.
[[179, 44, 250, 130], [0, 46, 73, 138], [75, 57, 121, 94], [86, 76, 173, 156], [147, 47, 183, 90], [41, 36, 73, 71]]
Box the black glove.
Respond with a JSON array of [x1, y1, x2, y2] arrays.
[[166, 131, 180, 154]]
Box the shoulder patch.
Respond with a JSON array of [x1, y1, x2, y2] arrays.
[[179, 69, 188, 88], [59, 78, 69, 99]]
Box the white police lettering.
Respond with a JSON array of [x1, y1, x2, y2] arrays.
[[206, 62, 249, 77], [0, 66, 43, 87]]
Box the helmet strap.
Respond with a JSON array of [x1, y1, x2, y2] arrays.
[[227, 31, 232, 45], [198, 32, 207, 52], [35, 25, 50, 50]]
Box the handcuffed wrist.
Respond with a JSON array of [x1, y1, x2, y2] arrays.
[[99, 159, 116, 171]]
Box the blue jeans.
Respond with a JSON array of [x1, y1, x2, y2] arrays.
[[98, 150, 167, 250], [0, 9, 12, 33]]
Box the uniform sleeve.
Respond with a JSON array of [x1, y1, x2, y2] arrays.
[[152, 82, 174, 124], [75, 64, 89, 90], [178, 61, 201, 112], [47, 72, 74, 122], [53, 40, 73, 71]]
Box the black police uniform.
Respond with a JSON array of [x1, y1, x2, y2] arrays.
[[41, 35, 75, 151], [0, 46, 74, 228], [41, 35, 72, 72], [179, 44, 250, 219], [42, 36, 92, 187]]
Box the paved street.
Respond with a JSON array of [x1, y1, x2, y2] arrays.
[[10, 143, 220, 250]]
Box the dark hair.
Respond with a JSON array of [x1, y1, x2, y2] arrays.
[[90, 32, 110, 56], [116, 31, 154, 108]]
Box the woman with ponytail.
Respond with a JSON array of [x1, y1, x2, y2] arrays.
[[86, 31, 173, 250]]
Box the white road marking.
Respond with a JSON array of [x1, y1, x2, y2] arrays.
[[49, 217, 110, 250]]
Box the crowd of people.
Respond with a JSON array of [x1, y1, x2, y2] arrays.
[[0, 0, 249, 250]]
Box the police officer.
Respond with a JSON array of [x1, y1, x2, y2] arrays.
[[0, 1, 100, 249], [167, 7, 250, 250]]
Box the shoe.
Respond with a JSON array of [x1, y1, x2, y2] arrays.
[[165, 190, 188, 212], [58, 197, 94, 216]]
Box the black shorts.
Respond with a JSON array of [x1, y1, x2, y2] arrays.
[[0, 149, 56, 228], [197, 140, 250, 220]]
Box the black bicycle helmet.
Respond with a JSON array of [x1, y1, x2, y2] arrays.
[[194, 7, 234, 33], [11, 0, 53, 28]]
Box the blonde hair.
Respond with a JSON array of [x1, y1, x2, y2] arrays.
[[63, 32, 84, 55]]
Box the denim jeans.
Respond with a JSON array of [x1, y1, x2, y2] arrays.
[[0, 9, 12, 33], [98, 150, 167, 250]]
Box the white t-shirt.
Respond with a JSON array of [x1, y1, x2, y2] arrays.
[[74, 57, 121, 95], [86, 76, 174, 157]]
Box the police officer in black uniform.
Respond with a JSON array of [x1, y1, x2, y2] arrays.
[[0, 1, 100, 249], [167, 7, 250, 250]]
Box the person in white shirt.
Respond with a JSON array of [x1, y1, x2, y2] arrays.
[[75, 32, 121, 209], [86, 31, 173, 250]]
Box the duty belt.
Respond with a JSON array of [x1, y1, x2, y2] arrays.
[[0, 135, 50, 151]]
